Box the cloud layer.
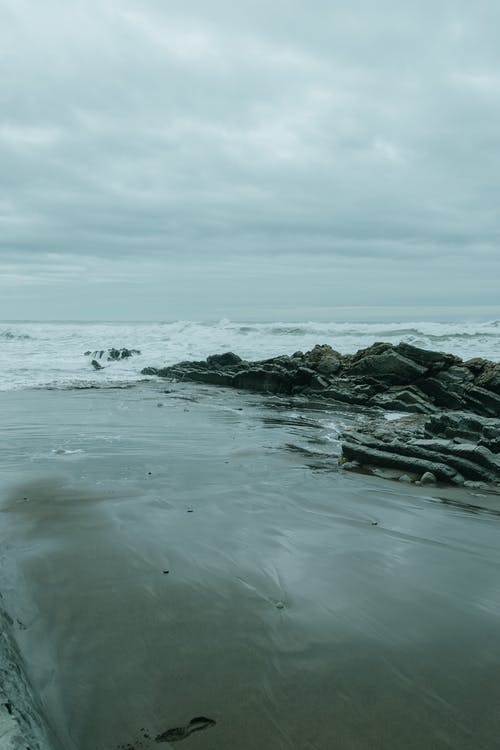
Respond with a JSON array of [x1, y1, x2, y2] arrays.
[[1, 1, 499, 318]]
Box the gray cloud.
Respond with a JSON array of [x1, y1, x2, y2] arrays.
[[1, 0, 500, 318]]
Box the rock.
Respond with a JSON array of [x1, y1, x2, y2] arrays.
[[369, 387, 436, 414], [340, 421, 499, 485], [86, 347, 141, 361], [462, 385, 500, 417], [322, 381, 377, 406], [435, 366, 474, 386], [424, 412, 500, 456], [233, 367, 293, 394], [346, 350, 427, 385], [420, 471, 437, 485], [141, 342, 500, 486], [399, 474, 413, 483], [414, 377, 464, 410], [341, 438, 463, 484], [394, 342, 461, 372], [304, 344, 342, 375], [474, 363, 500, 395], [91, 359, 103, 370], [206, 352, 243, 367], [341, 461, 360, 471], [463, 480, 490, 490]]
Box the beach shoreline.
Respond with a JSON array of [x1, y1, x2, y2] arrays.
[[1, 382, 500, 749]]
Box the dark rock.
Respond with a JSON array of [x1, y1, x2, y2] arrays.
[[414, 377, 465, 410], [233, 367, 292, 394], [435, 365, 474, 386], [91, 359, 103, 370], [86, 347, 141, 361], [425, 412, 500, 453], [304, 344, 342, 375], [340, 412, 500, 485], [465, 358, 492, 375], [346, 350, 427, 385], [394, 342, 461, 372], [369, 386, 437, 414], [462, 385, 500, 417], [141, 342, 500, 486], [476, 362, 500, 396], [341, 437, 464, 484], [206, 351, 243, 367], [322, 381, 378, 406], [412, 439, 500, 478]]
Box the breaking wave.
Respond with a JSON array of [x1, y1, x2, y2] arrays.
[[0, 317, 499, 390]]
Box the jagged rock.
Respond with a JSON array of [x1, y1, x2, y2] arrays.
[[414, 377, 465, 410], [341, 437, 464, 484], [232, 367, 293, 393], [206, 352, 243, 367], [340, 414, 500, 485], [369, 386, 437, 414], [322, 381, 378, 406], [395, 342, 460, 372], [471, 362, 500, 395], [304, 344, 342, 375], [346, 350, 427, 385], [462, 385, 500, 417], [85, 347, 141, 361], [425, 411, 497, 440], [435, 366, 474, 386]]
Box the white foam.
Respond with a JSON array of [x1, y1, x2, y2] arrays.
[[0, 318, 499, 391]]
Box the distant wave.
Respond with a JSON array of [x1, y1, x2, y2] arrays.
[[0, 329, 33, 340], [426, 332, 500, 340]]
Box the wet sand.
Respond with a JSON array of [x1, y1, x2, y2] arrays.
[[1, 384, 500, 749]]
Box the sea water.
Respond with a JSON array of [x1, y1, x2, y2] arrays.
[[1, 316, 500, 391]]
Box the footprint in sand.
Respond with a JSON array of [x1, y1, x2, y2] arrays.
[[155, 716, 216, 743]]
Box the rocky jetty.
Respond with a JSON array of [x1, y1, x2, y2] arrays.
[[142, 343, 500, 487]]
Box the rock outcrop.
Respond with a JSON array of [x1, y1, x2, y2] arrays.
[[142, 342, 500, 487], [85, 347, 141, 362]]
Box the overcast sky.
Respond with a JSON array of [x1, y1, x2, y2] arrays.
[[1, 0, 499, 320]]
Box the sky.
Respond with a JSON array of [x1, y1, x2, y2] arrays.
[[1, 0, 500, 321]]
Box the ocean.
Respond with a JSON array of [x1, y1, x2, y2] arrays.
[[1, 317, 500, 391], [1, 317, 500, 749]]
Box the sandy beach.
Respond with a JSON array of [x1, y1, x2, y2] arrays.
[[1, 382, 500, 749]]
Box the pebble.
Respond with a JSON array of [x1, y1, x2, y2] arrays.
[[420, 471, 437, 485]]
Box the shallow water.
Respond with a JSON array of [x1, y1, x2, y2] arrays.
[[1, 383, 500, 749]]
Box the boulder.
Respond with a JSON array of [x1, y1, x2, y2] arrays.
[[394, 342, 460, 372], [304, 344, 342, 375], [346, 350, 427, 385], [206, 352, 243, 367], [476, 362, 500, 396]]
